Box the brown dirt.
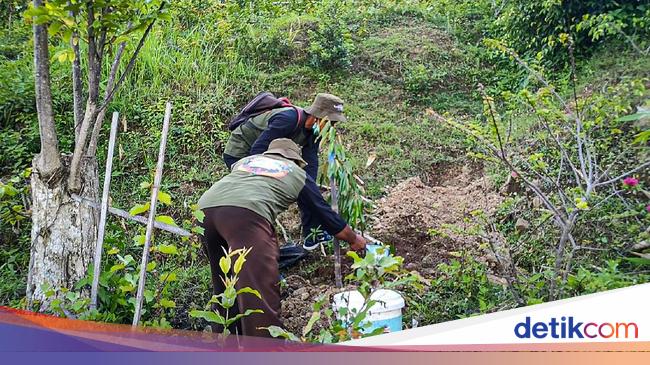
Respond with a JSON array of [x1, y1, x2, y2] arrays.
[[279, 274, 354, 335], [369, 163, 503, 275]]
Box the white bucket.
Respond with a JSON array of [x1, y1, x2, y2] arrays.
[[332, 289, 405, 333]]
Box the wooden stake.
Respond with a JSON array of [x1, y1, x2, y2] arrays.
[[90, 111, 119, 310], [329, 177, 343, 288], [132, 102, 172, 327], [71, 194, 190, 237]]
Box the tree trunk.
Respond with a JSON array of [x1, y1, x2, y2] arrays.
[[27, 155, 99, 308]]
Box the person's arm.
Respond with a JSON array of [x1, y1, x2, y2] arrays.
[[297, 175, 366, 251], [302, 139, 319, 180], [249, 109, 298, 155]]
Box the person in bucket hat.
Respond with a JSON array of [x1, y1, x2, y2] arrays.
[[198, 139, 366, 337], [223, 93, 348, 251]]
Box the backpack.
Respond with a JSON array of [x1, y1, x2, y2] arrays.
[[228, 91, 303, 131]]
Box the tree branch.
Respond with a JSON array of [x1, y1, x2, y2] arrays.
[[594, 160, 650, 187], [97, 1, 166, 113], [69, 3, 83, 137], [68, 2, 103, 191], [87, 40, 127, 156], [32, 0, 62, 178]]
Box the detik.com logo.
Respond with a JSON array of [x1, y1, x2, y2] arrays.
[[514, 317, 638, 339]]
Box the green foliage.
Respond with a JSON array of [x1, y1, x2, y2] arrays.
[[346, 245, 426, 297], [316, 121, 368, 230], [405, 253, 509, 325], [24, 0, 171, 63], [0, 168, 30, 229], [189, 247, 263, 337], [268, 245, 423, 343], [266, 294, 382, 343], [307, 0, 355, 70]]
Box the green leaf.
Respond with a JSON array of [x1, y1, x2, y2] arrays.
[[157, 244, 178, 255], [265, 325, 301, 341], [193, 209, 205, 223], [140, 181, 152, 190], [191, 226, 205, 235], [618, 111, 650, 122], [236, 287, 261, 299], [107, 247, 120, 255], [226, 309, 264, 327], [155, 215, 177, 227], [624, 257, 650, 266], [219, 255, 231, 274], [189, 310, 225, 324], [633, 130, 650, 145], [233, 253, 247, 274], [159, 272, 177, 282], [157, 191, 172, 205], [109, 263, 125, 272], [146, 262, 156, 272], [129, 202, 150, 216], [133, 234, 145, 246], [144, 289, 154, 303], [346, 251, 361, 261], [160, 298, 176, 308], [119, 284, 135, 293], [303, 311, 321, 337]]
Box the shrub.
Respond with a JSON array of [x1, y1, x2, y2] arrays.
[[307, 0, 355, 70]]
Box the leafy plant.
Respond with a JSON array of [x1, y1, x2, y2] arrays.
[[316, 120, 368, 230], [266, 293, 382, 343], [189, 247, 263, 337], [268, 245, 426, 342], [436, 39, 649, 300], [0, 168, 31, 230], [307, 0, 355, 70]]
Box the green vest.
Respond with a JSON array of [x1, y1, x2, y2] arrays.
[[197, 154, 306, 224], [224, 107, 309, 159]]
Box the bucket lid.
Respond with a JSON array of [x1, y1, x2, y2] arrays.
[[332, 289, 404, 313]]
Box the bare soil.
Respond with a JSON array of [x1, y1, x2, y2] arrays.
[[371, 163, 503, 274]]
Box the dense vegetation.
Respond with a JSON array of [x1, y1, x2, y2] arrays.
[[1, 0, 648, 335]]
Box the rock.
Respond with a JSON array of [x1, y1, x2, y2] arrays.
[[486, 274, 508, 286], [422, 253, 435, 267], [424, 268, 437, 276], [300, 292, 310, 301], [500, 175, 521, 195], [515, 218, 530, 233], [405, 262, 417, 271], [293, 287, 308, 297]]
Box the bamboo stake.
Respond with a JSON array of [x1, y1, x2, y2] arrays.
[[90, 111, 120, 310], [132, 102, 172, 326], [329, 177, 343, 288], [71, 194, 190, 237]]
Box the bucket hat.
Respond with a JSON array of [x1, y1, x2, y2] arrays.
[[305, 93, 347, 122], [263, 138, 307, 168]]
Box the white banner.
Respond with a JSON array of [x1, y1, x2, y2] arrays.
[[345, 283, 650, 346]]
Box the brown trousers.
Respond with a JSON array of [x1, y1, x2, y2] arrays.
[[200, 206, 281, 337]]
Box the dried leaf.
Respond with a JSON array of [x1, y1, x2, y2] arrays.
[[365, 152, 377, 168]]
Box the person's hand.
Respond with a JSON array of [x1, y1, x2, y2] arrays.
[[349, 233, 366, 252]]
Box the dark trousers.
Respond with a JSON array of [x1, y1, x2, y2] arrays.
[[200, 206, 281, 337], [223, 153, 322, 239]]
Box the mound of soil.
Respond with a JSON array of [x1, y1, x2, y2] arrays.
[[370, 164, 503, 274]]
